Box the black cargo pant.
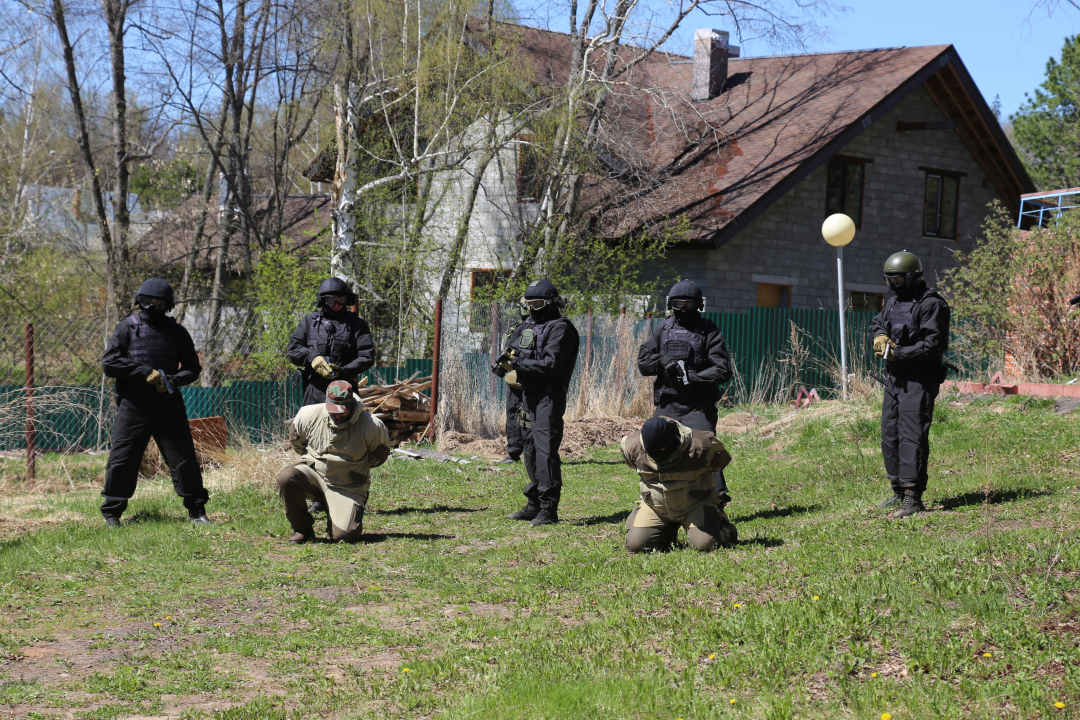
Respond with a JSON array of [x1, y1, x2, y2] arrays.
[[520, 385, 567, 512], [654, 396, 730, 502], [505, 386, 524, 459], [102, 393, 209, 518], [881, 372, 940, 496]]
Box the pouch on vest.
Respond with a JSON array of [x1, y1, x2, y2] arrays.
[[519, 328, 536, 350], [518, 407, 532, 428]]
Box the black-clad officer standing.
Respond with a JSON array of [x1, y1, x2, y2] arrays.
[[868, 251, 950, 519], [100, 278, 211, 526], [498, 299, 530, 465], [287, 278, 376, 406], [499, 280, 579, 526], [637, 280, 733, 502]]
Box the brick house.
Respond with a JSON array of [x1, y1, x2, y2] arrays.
[[445, 25, 1035, 314]]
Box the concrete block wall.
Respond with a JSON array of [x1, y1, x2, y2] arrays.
[[651, 84, 1002, 313]]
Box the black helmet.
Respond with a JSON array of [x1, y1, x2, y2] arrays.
[[883, 251, 923, 295], [315, 277, 356, 310], [134, 278, 175, 313], [667, 279, 704, 314], [523, 279, 568, 314]]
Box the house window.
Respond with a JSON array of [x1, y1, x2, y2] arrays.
[[923, 171, 960, 239], [470, 269, 512, 331], [851, 291, 883, 313], [825, 157, 868, 228], [517, 137, 541, 202], [757, 283, 791, 308]]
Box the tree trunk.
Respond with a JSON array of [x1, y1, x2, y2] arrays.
[[49, 0, 123, 315], [175, 97, 230, 325]]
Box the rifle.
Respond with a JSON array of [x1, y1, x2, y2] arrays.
[[869, 362, 959, 387]]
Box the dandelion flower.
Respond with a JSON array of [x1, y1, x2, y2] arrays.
[[1055, 702, 1065, 709], [166, 616, 172, 620], [730, 699, 736, 705], [733, 603, 741, 608], [708, 654, 716, 660], [882, 714, 892, 720], [402, 667, 411, 673], [813, 595, 820, 601], [982, 652, 992, 658], [153, 622, 161, 627], [871, 672, 878, 678]]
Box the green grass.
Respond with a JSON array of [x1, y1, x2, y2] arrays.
[[0, 392, 1077, 719]]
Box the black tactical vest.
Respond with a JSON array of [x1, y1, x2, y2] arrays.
[[305, 311, 357, 367], [127, 313, 181, 374], [656, 315, 708, 396], [512, 316, 573, 387]]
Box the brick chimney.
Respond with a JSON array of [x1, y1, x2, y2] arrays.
[[692, 29, 739, 101]]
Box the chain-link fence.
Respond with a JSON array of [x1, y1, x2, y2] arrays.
[[0, 298, 435, 454], [435, 302, 653, 439], [0, 298, 998, 456]]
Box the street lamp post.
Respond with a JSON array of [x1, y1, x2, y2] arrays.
[[822, 213, 856, 400]]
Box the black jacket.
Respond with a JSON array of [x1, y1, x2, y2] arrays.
[[286, 311, 375, 383], [101, 312, 202, 399], [868, 284, 950, 376], [509, 314, 580, 390], [638, 314, 731, 403]]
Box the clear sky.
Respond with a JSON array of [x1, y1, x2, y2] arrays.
[[669, 0, 1076, 121]]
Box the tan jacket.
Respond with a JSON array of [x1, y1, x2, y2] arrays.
[[620, 421, 731, 521], [289, 394, 391, 525]]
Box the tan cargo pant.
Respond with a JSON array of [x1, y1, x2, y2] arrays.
[[625, 501, 736, 553], [276, 464, 364, 543]]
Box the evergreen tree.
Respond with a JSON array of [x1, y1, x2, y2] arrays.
[[1012, 35, 1080, 190]]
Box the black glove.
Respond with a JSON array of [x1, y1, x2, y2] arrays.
[[663, 359, 688, 387]]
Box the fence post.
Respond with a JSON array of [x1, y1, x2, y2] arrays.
[[489, 301, 498, 401], [614, 306, 626, 413], [583, 308, 593, 414], [25, 323, 35, 483], [428, 297, 442, 442]]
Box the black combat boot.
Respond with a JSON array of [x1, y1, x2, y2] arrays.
[[877, 492, 904, 509], [892, 492, 925, 519], [496, 455, 520, 465], [530, 508, 559, 526], [308, 499, 328, 515], [104, 516, 121, 529], [507, 504, 539, 521]]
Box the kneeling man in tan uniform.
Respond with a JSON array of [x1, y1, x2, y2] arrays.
[[277, 380, 391, 543], [620, 416, 737, 553]]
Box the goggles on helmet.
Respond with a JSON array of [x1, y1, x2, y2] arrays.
[[884, 275, 907, 289], [525, 298, 550, 311], [140, 297, 167, 310], [323, 295, 347, 307], [670, 299, 697, 311]]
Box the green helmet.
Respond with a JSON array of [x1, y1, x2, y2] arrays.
[[883, 251, 923, 276]]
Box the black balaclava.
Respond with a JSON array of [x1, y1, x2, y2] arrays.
[[640, 416, 682, 462], [889, 274, 925, 302], [524, 279, 561, 323], [135, 277, 175, 321], [667, 280, 704, 324]]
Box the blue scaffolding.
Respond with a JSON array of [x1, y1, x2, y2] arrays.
[[1018, 187, 1080, 227]]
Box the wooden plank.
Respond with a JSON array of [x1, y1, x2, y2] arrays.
[[394, 410, 431, 422]]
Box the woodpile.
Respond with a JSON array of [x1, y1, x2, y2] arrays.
[[357, 374, 432, 446]]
